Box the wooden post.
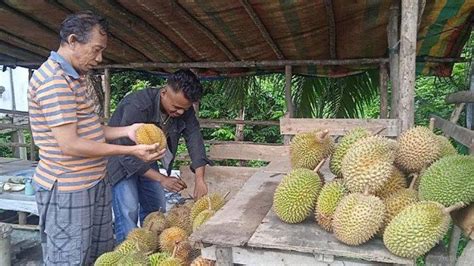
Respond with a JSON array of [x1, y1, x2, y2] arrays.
[[235, 107, 245, 166], [469, 60, 474, 154], [388, 1, 400, 119], [28, 69, 36, 161], [398, 0, 418, 132], [284, 65, 293, 145], [103, 68, 111, 122], [379, 63, 389, 119], [9, 67, 27, 159]]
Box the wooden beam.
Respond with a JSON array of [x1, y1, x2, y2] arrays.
[[240, 0, 284, 60], [199, 119, 279, 128], [388, 1, 400, 119], [280, 118, 401, 137], [398, 0, 418, 131], [0, 41, 44, 62], [95, 58, 389, 70], [0, 30, 49, 57], [324, 0, 337, 59], [379, 63, 389, 119], [449, 103, 466, 125], [103, 68, 111, 120], [0, 109, 28, 116], [445, 91, 474, 104], [0, 124, 29, 130], [431, 114, 474, 150], [171, 1, 236, 61], [208, 143, 289, 162]]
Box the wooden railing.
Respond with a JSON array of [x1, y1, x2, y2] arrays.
[[0, 108, 36, 160]]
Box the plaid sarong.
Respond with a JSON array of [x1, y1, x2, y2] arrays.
[[35, 179, 114, 265]]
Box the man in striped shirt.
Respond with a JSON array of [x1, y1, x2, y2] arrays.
[[28, 11, 164, 265]]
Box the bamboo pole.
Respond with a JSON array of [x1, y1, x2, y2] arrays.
[[379, 63, 389, 118], [398, 0, 418, 132], [388, 0, 400, 119]]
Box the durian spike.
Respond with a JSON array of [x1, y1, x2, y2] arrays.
[[373, 127, 386, 136], [443, 202, 466, 214], [207, 196, 212, 210], [429, 118, 435, 132], [363, 186, 370, 196], [313, 159, 326, 173], [317, 129, 330, 140], [408, 173, 419, 190]]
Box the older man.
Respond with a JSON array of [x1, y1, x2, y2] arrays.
[[28, 11, 164, 264]]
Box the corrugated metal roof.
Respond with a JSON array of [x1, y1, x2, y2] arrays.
[[0, 1, 472, 77]]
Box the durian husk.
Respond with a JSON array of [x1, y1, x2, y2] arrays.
[[94, 251, 122, 266], [167, 203, 193, 234], [435, 135, 457, 158], [159, 226, 189, 253], [126, 228, 158, 253], [330, 128, 370, 177], [374, 167, 407, 199], [341, 136, 395, 193], [383, 201, 461, 258], [190, 193, 225, 222], [192, 209, 216, 231], [114, 240, 148, 255], [143, 211, 168, 236], [315, 179, 347, 232], [191, 256, 216, 266], [149, 252, 171, 266], [332, 192, 385, 245], [290, 130, 335, 170], [136, 124, 167, 150], [395, 126, 440, 174], [117, 251, 149, 266]]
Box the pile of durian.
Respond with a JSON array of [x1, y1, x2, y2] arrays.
[[274, 127, 474, 259], [95, 193, 225, 266]]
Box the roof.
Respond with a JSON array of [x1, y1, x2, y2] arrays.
[[0, 1, 472, 77]]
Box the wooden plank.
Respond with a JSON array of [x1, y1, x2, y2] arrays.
[[208, 143, 289, 161], [424, 243, 449, 266], [179, 165, 257, 200], [280, 118, 400, 136], [431, 115, 474, 150], [189, 171, 283, 247], [446, 91, 474, 104], [201, 245, 386, 266], [248, 210, 414, 265], [0, 199, 37, 215], [215, 247, 232, 266], [448, 226, 462, 265], [398, 0, 418, 131]]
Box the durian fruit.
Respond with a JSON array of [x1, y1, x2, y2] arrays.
[[419, 155, 474, 207], [190, 193, 225, 222], [395, 126, 439, 173], [94, 251, 122, 265], [314, 179, 347, 232], [193, 209, 216, 231], [167, 203, 193, 234], [290, 130, 335, 170], [383, 201, 465, 258], [341, 136, 395, 193], [143, 211, 168, 235], [273, 163, 324, 224], [330, 128, 370, 177], [126, 228, 158, 253], [332, 190, 385, 245], [174, 241, 193, 265], [117, 251, 149, 265], [160, 257, 182, 266], [435, 135, 457, 158], [149, 252, 171, 266], [115, 239, 147, 254], [159, 226, 189, 253], [380, 175, 419, 234], [136, 124, 167, 150], [191, 256, 215, 266], [374, 167, 407, 199]]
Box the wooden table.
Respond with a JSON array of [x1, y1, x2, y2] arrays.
[[190, 158, 448, 266], [0, 157, 37, 216]]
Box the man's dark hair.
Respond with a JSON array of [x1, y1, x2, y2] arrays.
[[60, 10, 108, 44], [167, 69, 203, 102]]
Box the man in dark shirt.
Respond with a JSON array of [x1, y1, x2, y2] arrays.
[[107, 69, 211, 243]]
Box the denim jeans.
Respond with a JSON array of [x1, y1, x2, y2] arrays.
[[112, 163, 166, 244]]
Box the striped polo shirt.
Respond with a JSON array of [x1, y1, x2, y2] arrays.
[[28, 51, 107, 192]]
